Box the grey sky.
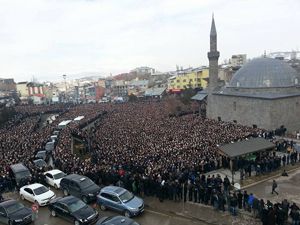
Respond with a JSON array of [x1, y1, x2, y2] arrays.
[[0, 0, 299, 82]]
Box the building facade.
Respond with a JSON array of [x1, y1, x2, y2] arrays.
[[231, 54, 247, 68], [206, 17, 300, 132], [167, 69, 208, 92]]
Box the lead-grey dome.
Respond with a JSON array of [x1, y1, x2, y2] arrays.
[[229, 58, 300, 88]]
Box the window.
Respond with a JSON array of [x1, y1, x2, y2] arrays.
[[177, 85, 180, 89], [189, 79, 193, 82], [171, 80, 174, 83], [0, 207, 6, 216], [233, 102, 236, 111], [111, 195, 120, 203], [46, 173, 53, 179], [233, 120, 237, 123], [55, 203, 65, 210], [197, 78, 201, 81], [101, 193, 113, 201], [218, 117, 221, 121], [24, 188, 34, 195], [183, 79, 186, 82], [176, 80, 180, 83]]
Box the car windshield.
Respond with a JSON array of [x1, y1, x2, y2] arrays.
[[6, 202, 25, 215], [68, 199, 86, 213], [15, 171, 31, 179], [34, 160, 46, 167], [53, 172, 66, 180], [37, 152, 46, 157], [119, 191, 134, 203], [78, 178, 94, 188], [33, 186, 49, 195]]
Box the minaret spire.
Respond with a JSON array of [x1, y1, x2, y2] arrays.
[[207, 15, 220, 92], [210, 13, 217, 37]]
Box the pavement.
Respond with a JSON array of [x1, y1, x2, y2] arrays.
[[3, 188, 262, 225], [246, 168, 300, 205]]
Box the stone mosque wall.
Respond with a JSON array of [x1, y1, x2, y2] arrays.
[[207, 94, 300, 132]]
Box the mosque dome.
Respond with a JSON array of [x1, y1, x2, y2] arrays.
[[229, 58, 300, 88]]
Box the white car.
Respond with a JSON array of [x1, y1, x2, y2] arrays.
[[44, 169, 66, 189], [20, 183, 56, 206]]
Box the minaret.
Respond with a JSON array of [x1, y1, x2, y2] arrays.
[[207, 15, 219, 92]]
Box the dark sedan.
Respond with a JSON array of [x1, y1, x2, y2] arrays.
[[48, 196, 99, 225], [96, 216, 140, 225], [0, 199, 33, 225]]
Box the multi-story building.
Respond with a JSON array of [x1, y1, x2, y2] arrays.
[[127, 79, 149, 96], [130, 66, 155, 75], [0, 78, 16, 92], [16, 82, 29, 98], [167, 68, 209, 92], [231, 54, 247, 68], [112, 80, 128, 97]]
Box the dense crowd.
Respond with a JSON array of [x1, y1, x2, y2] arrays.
[[51, 101, 264, 180], [1, 101, 299, 224]]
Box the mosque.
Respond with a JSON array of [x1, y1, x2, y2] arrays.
[[205, 17, 300, 132]]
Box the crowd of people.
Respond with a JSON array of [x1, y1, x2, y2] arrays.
[[0, 101, 299, 225]]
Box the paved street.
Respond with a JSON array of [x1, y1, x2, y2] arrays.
[[246, 168, 300, 204], [5, 167, 300, 225], [4, 189, 209, 225]]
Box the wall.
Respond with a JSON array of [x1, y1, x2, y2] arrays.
[[168, 72, 201, 90], [16, 83, 29, 97], [207, 94, 300, 132]]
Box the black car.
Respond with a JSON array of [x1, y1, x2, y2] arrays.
[[0, 199, 33, 225], [96, 216, 140, 225], [60, 174, 100, 203], [48, 196, 99, 225], [9, 164, 32, 188]]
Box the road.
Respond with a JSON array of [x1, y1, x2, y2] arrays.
[[4, 188, 208, 225]]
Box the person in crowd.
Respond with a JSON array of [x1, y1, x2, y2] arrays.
[[282, 170, 288, 176], [272, 180, 278, 195]]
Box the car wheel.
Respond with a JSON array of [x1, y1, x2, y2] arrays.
[[51, 210, 57, 217], [100, 204, 106, 211], [63, 189, 69, 196], [20, 194, 25, 200], [82, 196, 88, 203], [74, 220, 80, 225], [124, 210, 131, 218]]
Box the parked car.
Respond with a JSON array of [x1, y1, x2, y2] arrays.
[[48, 196, 99, 225], [60, 174, 100, 203], [33, 159, 47, 169], [97, 186, 144, 217], [50, 135, 58, 142], [20, 183, 56, 206], [45, 142, 55, 153], [96, 216, 140, 225], [35, 150, 49, 161], [53, 130, 60, 136], [0, 199, 33, 225], [9, 163, 31, 188], [44, 169, 66, 189]]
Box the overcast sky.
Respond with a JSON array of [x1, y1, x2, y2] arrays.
[[0, 0, 299, 82]]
